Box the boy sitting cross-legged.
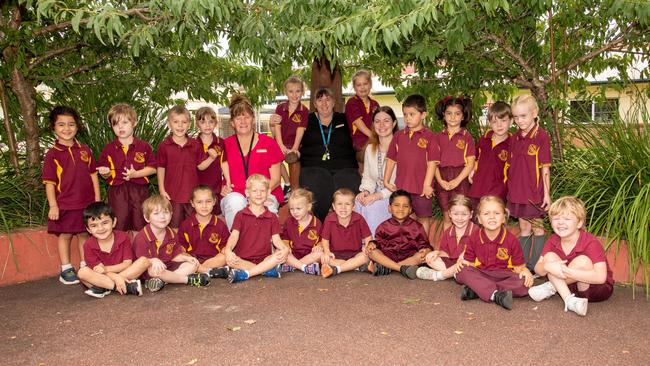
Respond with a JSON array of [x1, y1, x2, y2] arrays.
[[78, 202, 149, 298], [133, 195, 210, 292], [365, 190, 431, 279], [224, 174, 290, 283]]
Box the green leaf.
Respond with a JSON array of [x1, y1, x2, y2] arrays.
[[71, 10, 84, 33]]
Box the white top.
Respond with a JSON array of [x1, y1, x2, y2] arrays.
[[359, 144, 396, 199]]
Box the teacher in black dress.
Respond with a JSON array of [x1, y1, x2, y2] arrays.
[[300, 87, 360, 220]]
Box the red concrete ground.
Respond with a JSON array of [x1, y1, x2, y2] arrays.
[[1, 273, 648, 365]]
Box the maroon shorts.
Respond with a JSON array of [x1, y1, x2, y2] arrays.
[[382, 248, 418, 263], [507, 202, 547, 219], [435, 166, 471, 212], [333, 250, 361, 261], [47, 208, 87, 235], [170, 202, 194, 229], [108, 182, 149, 232], [241, 255, 267, 265], [141, 260, 183, 280], [569, 282, 614, 302], [192, 254, 217, 264], [293, 249, 312, 260], [441, 257, 457, 268], [410, 193, 433, 218]]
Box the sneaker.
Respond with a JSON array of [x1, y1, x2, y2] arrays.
[[528, 281, 557, 302], [125, 280, 143, 296], [208, 266, 230, 279], [493, 290, 513, 310], [460, 285, 479, 301], [303, 263, 320, 275], [279, 264, 294, 273], [321, 263, 339, 278], [59, 267, 79, 285], [565, 294, 588, 316], [84, 286, 111, 299], [372, 262, 391, 276], [357, 262, 370, 273], [187, 273, 211, 287], [262, 266, 281, 278], [228, 269, 249, 283], [416, 267, 437, 281], [145, 278, 165, 292], [400, 265, 418, 280]]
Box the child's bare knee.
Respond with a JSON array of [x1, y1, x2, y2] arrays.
[[568, 255, 593, 270]]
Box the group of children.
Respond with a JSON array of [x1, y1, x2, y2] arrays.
[[42, 72, 613, 316]]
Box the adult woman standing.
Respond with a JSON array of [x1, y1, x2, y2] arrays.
[[220, 94, 284, 229], [300, 88, 360, 220], [354, 106, 398, 235]]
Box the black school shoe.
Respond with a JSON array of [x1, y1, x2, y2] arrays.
[[208, 266, 230, 279], [84, 286, 111, 299], [125, 280, 143, 296], [493, 290, 513, 310], [460, 285, 479, 301], [399, 265, 418, 279], [187, 273, 211, 287]]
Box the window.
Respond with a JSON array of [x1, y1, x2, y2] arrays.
[[569, 99, 619, 123]]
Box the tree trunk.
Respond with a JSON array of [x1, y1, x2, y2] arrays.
[[310, 56, 343, 113], [10, 67, 41, 171], [0, 80, 20, 172], [530, 81, 564, 161]]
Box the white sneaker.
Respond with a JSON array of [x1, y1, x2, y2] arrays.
[[565, 294, 588, 316], [416, 267, 437, 281], [528, 281, 557, 301]]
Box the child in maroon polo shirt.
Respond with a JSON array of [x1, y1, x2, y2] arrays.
[[280, 188, 323, 275], [365, 190, 431, 279], [384, 94, 440, 237], [433, 96, 476, 229], [468, 101, 512, 207], [178, 185, 230, 279], [223, 174, 290, 283], [133, 195, 210, 292], [320, 188, 373, 278], [455, 196, 534, 310], [98, 104, 156, 233], [269, 76, 309, 191], [42, 106, 101, 285], [195, 106, 228, 215], [417, 195, 478, 281], [345, 70, 380, 167], [529, 197, 613, 316], [157, 105, 218, 228], [506, 95, 552, 272], [77, 203, 150, 298]]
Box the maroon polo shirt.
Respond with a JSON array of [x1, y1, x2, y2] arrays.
[[83, 230, 134, 269], [274, 102, 309, 147], [42, 140, 97, 210], [321, 211, 372, 254], [99, 137, 157, 186], [438, 222, 478, 260], [281, 215, 322, 256], [386, 127, 440, 195], [178, 214, 230, 258], [541, 230, 613, 285], [464, 227, 524, 271], [157, 135, 205, 203], [375, 217, 430, 256], [231, 207, 281, 262], [437, 128, 476, 168], [467, 131, 510, 200], [506, 124, 551, 204], [133, 224, 184, 265], [196, 134, 226, 193], [345, 95, 380, 150]]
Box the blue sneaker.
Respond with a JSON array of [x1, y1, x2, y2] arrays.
[[279, 264, 294, 272], [303, 263, 320, 275], [228, 269, 249, 283], [59, 267, 79, 285], [262, 266, 281, 278]]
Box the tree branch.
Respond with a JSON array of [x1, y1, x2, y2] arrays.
[[549, 22, 638, 84], [32, 7, 155, 37], [36, 54, 109, 81], [485, 33, 537, 79], [28, 44, 87, 71]]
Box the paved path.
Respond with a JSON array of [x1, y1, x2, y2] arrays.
[[1, 274, 648, 365]]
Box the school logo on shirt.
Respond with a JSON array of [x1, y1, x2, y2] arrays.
[[307, 229, 319, 242], [498, 150, 509, 161], [496, 247, 509, 260], [527, 144, 539, 156], [209, 233, 221, 245], [291, 114, 302, 124], [417, 138, 428, 149], [134, 152, 146, 163], [456, 140, 466, 150], [79, 150, 90, 163], [165, 243, 175, 255]]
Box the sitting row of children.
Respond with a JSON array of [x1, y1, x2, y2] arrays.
[[79, 172, 612, 316]]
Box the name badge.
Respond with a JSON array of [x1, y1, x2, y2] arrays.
[[256, 149, 267, 153], [335, 124, 345, 129]]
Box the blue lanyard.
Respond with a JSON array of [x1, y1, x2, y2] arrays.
[[316, 113, 333, 148]]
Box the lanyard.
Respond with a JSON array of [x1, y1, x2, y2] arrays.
[[236, 132, 255, 178], [316, 113, 333, 157]]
